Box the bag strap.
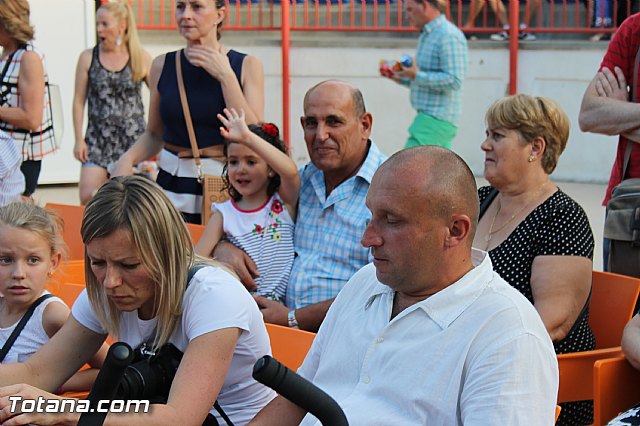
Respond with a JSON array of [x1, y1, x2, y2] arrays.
[[621, 44, 640, 179], [0, 50, 19, 102], [0, 50, 18, 84], [0, 293, 55, 363], [175, 50, 203, 182]]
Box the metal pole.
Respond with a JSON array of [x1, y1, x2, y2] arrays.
[[508, 0, 519, 95], [281, 0, 291, 147]]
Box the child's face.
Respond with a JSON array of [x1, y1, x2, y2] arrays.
[[0, 225, 60, 305], [227, 143, 272, 199]]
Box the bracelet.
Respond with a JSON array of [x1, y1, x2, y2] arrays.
[[287, 309, 299, 329]]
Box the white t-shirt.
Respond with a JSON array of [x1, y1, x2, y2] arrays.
[[298, 250, 559, 426], [0, 291, 64, 364], [72, 265, 275, 425]]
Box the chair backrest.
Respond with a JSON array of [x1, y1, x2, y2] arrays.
[[590, 271, 640, 349], [186, 223, 206, 246], [52, 282, 86, 308], [45, 203, 86, 261], [265, 323, 316, 371], [593, 356, 640, 425]]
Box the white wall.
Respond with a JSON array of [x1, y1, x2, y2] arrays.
[[30, 0, 96, 184]]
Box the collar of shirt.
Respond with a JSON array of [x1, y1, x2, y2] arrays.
[[306, 140, 383, 204], [421, 14, 445, 34], [363, 248, 494, 329]]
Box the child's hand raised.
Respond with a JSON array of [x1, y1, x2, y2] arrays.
[[218, 108, 252, 144]]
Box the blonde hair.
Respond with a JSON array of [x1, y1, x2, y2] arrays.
[[0, 202, 65, 259], [485, 94, 570, 174], [100, 1, 146, 82], [81, 176, 224, 350], [0, 0, 34, 45]]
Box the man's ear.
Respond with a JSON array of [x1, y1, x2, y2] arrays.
[[445, 214, 472, 248], [360, 112, 373, 138]]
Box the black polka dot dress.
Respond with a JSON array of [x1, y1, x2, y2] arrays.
[[478, 186, 596, 426]]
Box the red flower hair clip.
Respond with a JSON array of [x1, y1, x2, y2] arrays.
[[262, 123, 279, 138]]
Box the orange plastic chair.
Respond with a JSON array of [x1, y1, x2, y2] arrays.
[[53, 282, 86, 308], [589, 271, 640, 349], [593, 356, 640, 425], [555, 405, 561, 422], [186, 223, 206, 246], [557, 347, 623, 403], [557, 271, 640, 405], [45, 203, 85, 260], [265, 323, 316, 371]]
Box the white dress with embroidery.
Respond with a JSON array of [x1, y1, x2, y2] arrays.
[[214, 193, 294, 302]]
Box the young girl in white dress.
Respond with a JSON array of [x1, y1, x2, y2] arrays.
[[0, 202, 105, 392], [196, 108, 299, 303]]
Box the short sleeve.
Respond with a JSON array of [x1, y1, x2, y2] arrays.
[[181, 266, 255, 342], [534, 199, 594, 260], [600, 20, 632, 78], [71, 289, 108, 334]]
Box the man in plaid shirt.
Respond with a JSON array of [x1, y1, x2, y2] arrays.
[[383, 0, 467, 150], [215, 81, 387, 332]]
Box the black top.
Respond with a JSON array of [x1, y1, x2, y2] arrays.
[[158, 49, 246, 149], [478, 186, 596, 355]]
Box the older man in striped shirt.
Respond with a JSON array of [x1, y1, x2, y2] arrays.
[[386, 0, 468, 150]]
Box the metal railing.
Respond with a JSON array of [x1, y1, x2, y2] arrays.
[[106, 0, 634, 143]]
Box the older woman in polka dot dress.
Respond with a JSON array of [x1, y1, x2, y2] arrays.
[[473, 94, 595, 426]]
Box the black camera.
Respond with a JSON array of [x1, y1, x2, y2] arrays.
[[115, 343, 183, 403]]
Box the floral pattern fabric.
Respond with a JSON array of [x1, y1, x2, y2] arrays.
[[212, 194, 294, 302]]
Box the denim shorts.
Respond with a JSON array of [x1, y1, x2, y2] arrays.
[[81, 161, 101, 168]]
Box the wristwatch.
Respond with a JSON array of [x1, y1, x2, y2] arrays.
[[287, 309, 300, 329]]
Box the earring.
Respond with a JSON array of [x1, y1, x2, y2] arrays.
[[528, 155, 535, 162], [47, 271, 53, 278], [116, 34, 122, 46]]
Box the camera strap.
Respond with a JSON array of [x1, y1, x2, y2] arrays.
[[0, 293, 54, 363]]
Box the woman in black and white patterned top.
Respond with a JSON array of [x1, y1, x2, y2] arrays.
[[0, 0, 56, 198], [473, 94, 595, 426]]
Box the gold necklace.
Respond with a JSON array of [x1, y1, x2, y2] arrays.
[[485, 182, 548, 244]]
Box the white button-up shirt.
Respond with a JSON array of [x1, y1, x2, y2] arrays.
[[298, 250, 558, 426]]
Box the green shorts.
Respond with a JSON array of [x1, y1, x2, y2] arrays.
[[405, 113, 458, 149]]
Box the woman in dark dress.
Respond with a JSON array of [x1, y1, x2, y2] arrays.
[[473, 94, 595, 426], [112, 0, 264, 224]]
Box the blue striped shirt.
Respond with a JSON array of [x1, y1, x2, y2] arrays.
[[286, 142, 387, 309], [403, 15, 468, 125]]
